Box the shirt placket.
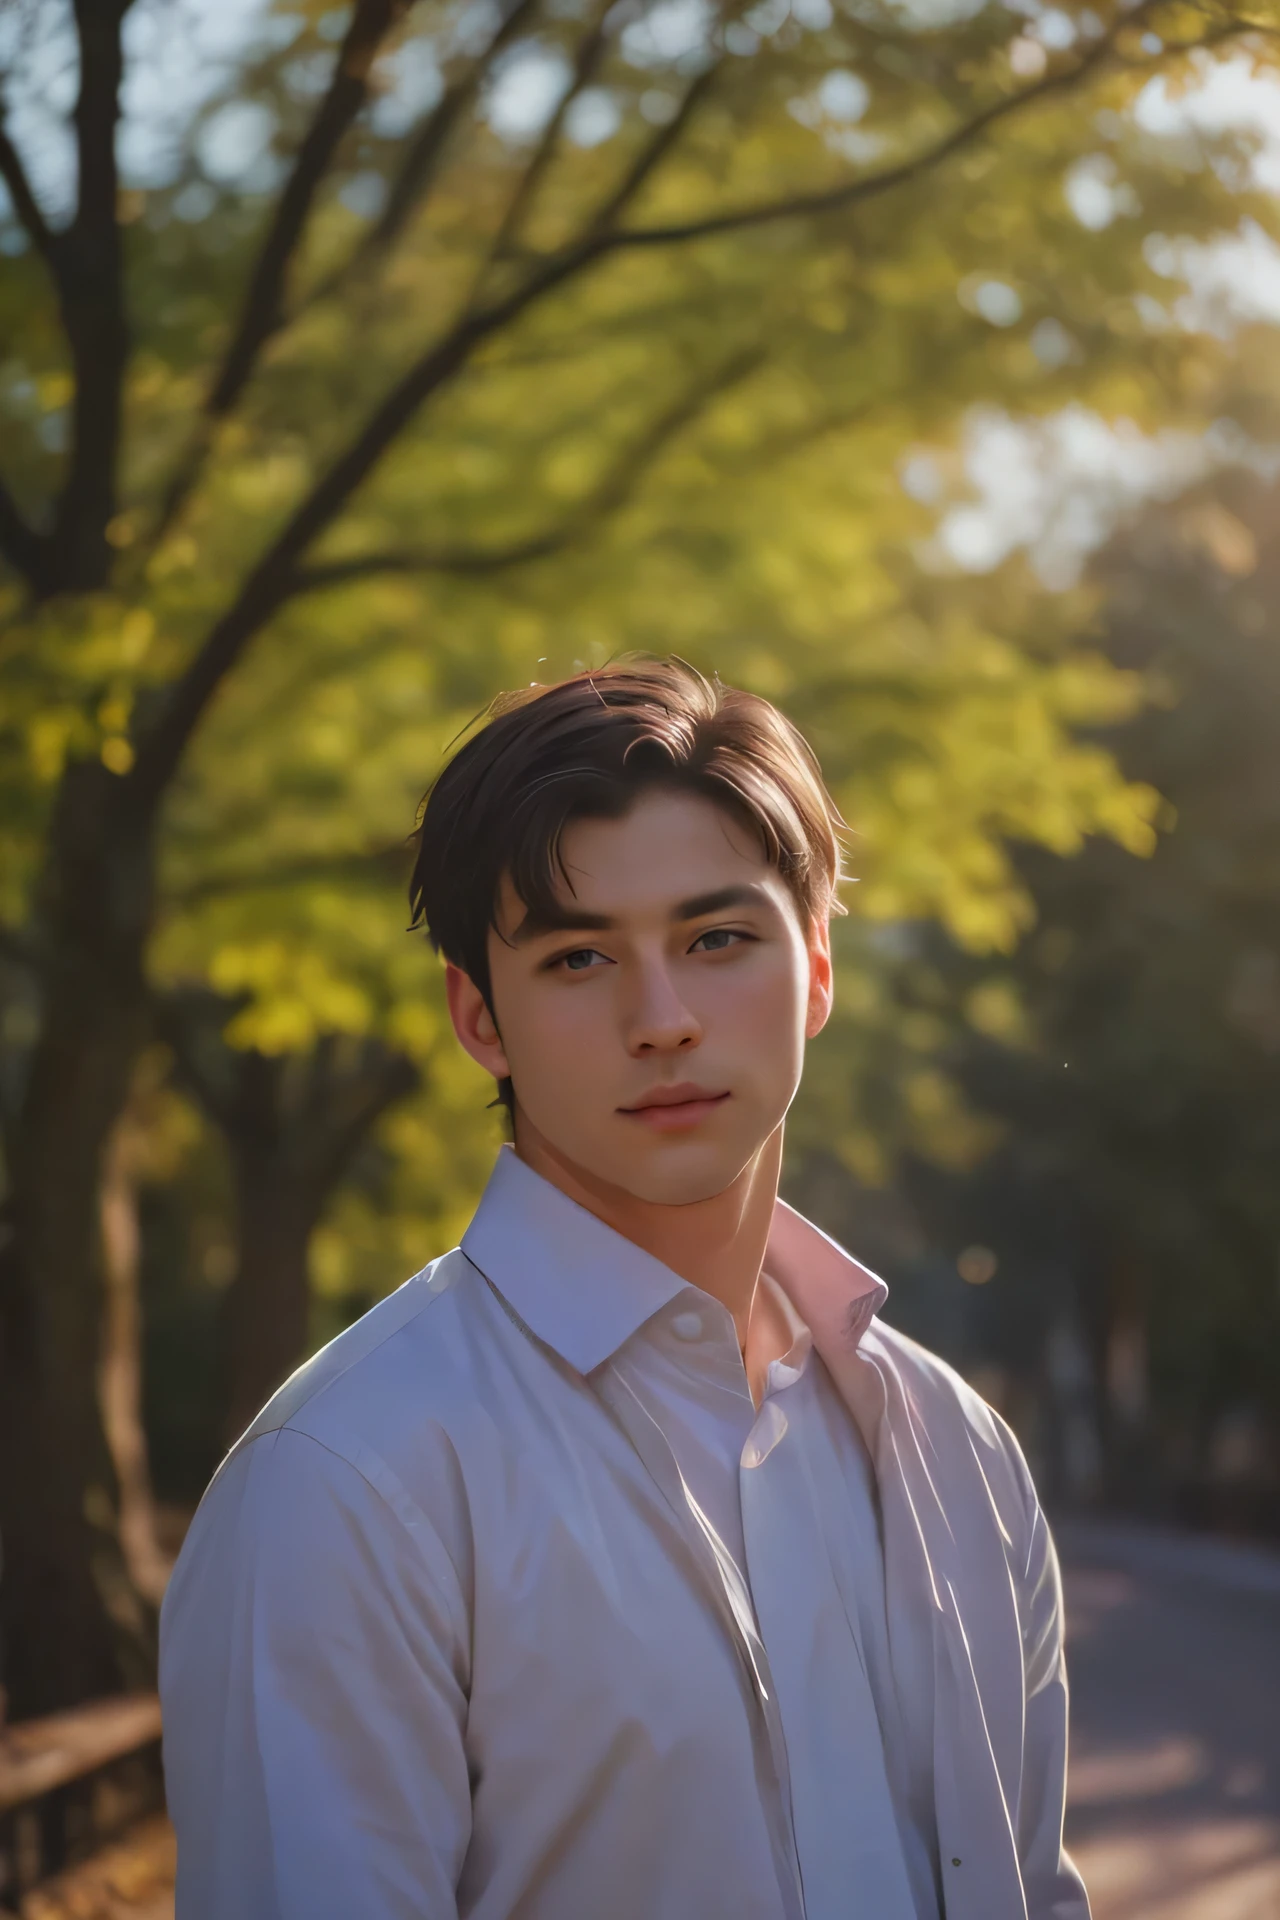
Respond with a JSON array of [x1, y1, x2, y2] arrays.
[[741, 1373, 929, 1920], [592, 1361, 807, 1920]]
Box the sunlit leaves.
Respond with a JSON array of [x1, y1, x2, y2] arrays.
[[3, 0, 1279, 1289]]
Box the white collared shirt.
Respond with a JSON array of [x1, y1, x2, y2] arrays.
[[611, 1277, 941, 1919], [160, 1150, 1042, 1920]]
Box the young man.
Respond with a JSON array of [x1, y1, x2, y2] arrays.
[[160, 659, 1088, 1920]]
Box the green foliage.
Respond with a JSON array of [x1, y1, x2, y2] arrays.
[[1002, 473, 1280, 1432], [810, 464, 1280, 1512], [2, 0, 1278, 1338]]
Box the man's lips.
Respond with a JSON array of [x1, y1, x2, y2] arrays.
[[618, 1084, 731, 1131]]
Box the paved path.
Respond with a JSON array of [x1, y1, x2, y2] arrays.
[[1060, 1521, 1280, 1920]]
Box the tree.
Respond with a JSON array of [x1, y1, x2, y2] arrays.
[[1, 0, 1276, 1709], [163, 1001, 420, 1444], [965, 469, 1280, 1512], [814, 458, 1280, 1516]]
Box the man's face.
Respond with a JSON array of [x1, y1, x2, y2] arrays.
[[447, 786, 832, 1206]]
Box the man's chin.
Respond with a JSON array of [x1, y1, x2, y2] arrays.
[[592, 1142, 752, 1209], [514, 1111, 761, 1210]]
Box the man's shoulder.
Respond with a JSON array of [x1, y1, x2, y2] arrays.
[[216, 1247, 494, 1483], [161, 1252, 487, 1670], [862, 1317, 1035, 1500], [864, 1316, 1000, 1423]]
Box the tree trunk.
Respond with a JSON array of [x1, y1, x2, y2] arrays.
[[0, 765, 155, 1716], [219, 1042, 419, 1445], [222, 1157, 329, 1448], [99, 1120, 171, 1608], [159, 1024, 419, 1450]]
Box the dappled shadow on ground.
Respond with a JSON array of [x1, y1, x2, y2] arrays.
[[1063, 1551, 1280, 1920], [1071, 1819, 1280, 1920], [17, 1815, 174, 1920]]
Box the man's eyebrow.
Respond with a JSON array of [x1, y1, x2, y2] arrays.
[[510, 882, 774, 943], [510, 902, 616, 943], [672, 884, 774, 921]]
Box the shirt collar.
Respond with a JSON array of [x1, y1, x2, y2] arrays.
[[461, 1145, 888, 1377]]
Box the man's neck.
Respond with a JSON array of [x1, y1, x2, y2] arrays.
[[512, 1118, 784, 1355]]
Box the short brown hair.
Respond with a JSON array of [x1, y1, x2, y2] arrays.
[[410, 657, 845, 1018]]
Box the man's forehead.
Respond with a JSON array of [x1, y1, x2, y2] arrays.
[[492, 795, 785, 934], [564, 798, 768, 887]]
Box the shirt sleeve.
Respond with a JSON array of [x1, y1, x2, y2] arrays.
[[1014, 1484, 1091, 1920], [159, 1425, 472, 1920]]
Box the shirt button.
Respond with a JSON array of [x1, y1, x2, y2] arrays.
[[669, 1310, 703, 1342]]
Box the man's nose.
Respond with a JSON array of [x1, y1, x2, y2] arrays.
[[625, 960, 703, 1055]]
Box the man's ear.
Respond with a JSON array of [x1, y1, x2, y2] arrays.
[[445, 963, 512, 1084], [804, 917, 834, 1041]]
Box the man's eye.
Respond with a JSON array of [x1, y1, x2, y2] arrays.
[[561, 948, 610, 972], [690, 928, 746, 954]]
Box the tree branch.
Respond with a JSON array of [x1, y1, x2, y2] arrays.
[[0, 469, 50, 592], [592, 59, 723, 236], [468, 0, 614, 303], [598, 11, 1151, 252], [288, 530, 571, 590], [308, 0, 542, 310], [127, 237, 602, 813], [306, 1039, 421, 1192], [124, 6, 1158, 816], [706, 390, 902, 473], [0, 95, 60, 591], [149, 0, 414, 552], [164, 842, 409, 910], [289, 344, 761, 592], [0, 119, 56, 264], [153, 989, 244, 1133], [48, 0, 132, 592], [289, 378, 900, 602], [161, 999, 419, 1176]]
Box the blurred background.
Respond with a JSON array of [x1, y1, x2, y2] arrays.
[[1, 0, 1279, 1912]]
